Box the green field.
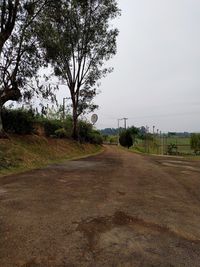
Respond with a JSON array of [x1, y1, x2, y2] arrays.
[[133, 136, 193, 156]]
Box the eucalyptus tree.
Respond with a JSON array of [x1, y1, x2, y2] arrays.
[[38, 0, 120, 139], [0, 0, 19, 54], [0, 0, 53, 136]]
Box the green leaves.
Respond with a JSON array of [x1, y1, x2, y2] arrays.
[[190, 133, 200, 155], [0, 0, 120, 138], [37, 0, 120, 139], [0, 1, 53, 105], [119, 130, 133, 149]]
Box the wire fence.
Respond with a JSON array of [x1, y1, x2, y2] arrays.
[[134, 136, 193, 156]]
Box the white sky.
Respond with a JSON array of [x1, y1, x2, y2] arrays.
[[7, 0, 200, 133], [90, 0, 200, 132]]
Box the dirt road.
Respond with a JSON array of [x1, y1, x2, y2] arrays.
[[0, 146, 200, 267]]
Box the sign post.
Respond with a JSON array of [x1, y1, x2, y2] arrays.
[[91, 114, 98, 125]]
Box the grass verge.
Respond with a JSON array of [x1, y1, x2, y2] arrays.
[[117, 145, 200, 161], [0, 135, 103, 176]]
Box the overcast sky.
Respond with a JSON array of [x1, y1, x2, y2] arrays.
[[90, 0, 200, 132]]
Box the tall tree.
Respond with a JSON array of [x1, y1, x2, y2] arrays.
[[0, 0, 52, 136], [38, 0, 120, 139]]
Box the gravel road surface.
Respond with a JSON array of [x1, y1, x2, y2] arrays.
[[0, 146, 200, 267]]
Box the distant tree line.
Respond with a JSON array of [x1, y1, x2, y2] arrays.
[[101, 127, 192, 138]]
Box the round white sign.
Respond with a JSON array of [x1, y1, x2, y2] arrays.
[[91, 114, 98, 124]]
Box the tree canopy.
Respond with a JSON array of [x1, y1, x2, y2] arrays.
[[190, 133, 200, 155], [38, 0, 120, 139], [0, 0, 120, 139], [0, 0, 55, 135], [119, 130, 133, 149]]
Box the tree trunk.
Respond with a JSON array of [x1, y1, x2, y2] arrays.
[[71, 91, 79, 140], [0, 105, 6, 138], [72, 112, 78, 140], [0, 109, 3, 134]]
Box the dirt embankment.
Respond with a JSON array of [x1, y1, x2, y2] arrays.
[[0, 135, 101, 176]]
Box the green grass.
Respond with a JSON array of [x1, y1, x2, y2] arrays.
[[132, 136, 195, 156]]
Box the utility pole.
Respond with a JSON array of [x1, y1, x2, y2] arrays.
[[157, 129, 159, 154], [123, 118, 128, 130], [117, 118, 123, 146], [145, 125, 149, 153], [147, 126, 150, 153], [117, 118, 128, 145], [163, 133, 165, 155], [117, 119, 120, 146], [153, 125, 155, 153], [160, 130, 162, 155]]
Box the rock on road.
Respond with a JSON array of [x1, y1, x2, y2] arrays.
[[0, 146, 200, 267]]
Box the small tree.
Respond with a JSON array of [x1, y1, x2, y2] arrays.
[[190, 133, 200, 155], [167, 143, 178, 155], [119, 130, 133, 149], [38, 0, 120, 140], [129, 126, 139, 143]]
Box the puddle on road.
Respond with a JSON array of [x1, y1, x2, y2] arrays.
[[76, 211, 187, 253]]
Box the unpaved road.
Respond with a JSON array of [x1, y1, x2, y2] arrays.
[[1, 146, 200, 267]]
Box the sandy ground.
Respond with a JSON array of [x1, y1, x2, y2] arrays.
[[0, 146, 200, 267]]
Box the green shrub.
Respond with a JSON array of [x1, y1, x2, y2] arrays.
[[63, 115, 73, 137], [78, 120, 103, 144], [190, 133, 200, 155], [167, 143, 178, 155], [42, 119, 63, 137], [1, 108, 102, 145], [78, 120, 93, 142], [55, 128, 68, 138], [88, 131, 103, 145], [2, 108, 34, 134], [119, 130, 133, 149], [109, 136, 118, 144]]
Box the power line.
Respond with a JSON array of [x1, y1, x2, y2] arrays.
[[99, 111, 200, 121], [123, 118, 128, 129], [128, 111, 200, 120]]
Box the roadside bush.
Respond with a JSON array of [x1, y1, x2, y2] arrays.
[[119, 130, 133, 149], [54, 128, 68, 138], [42, 119, 63, 137], [2, 108, 34, 134], [78, 120, 103, 144], [64, 115, 73, 137], [35, 115, 72, 138], [190, 133, 200, 155], [167, 143, 178, 155], [78, 120, 93, 142], [1, 108, 102, 144], [88, 131, 103, 145], [109, 136, 118, 144]]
